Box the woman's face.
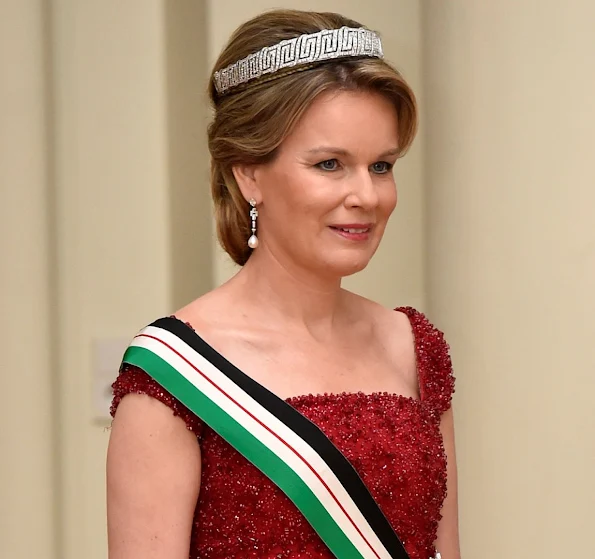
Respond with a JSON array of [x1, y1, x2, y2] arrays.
[[245, 89, 400, 280]]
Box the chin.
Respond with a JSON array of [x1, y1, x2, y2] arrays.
[[320, 254, 372, 278]]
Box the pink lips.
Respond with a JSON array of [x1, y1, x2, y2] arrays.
[[329, 223, 374, 242]]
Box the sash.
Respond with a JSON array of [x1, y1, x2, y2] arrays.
[[121, 317, 411, 559]]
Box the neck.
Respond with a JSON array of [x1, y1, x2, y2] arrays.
[[228, 246, 346, 340]]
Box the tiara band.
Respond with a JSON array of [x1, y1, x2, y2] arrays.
[[214, 26, 384, 95]]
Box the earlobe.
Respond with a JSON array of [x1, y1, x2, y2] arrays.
[[232, 164, 261, 203]]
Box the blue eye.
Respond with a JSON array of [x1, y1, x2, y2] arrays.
[[371, 161, 393, 174], [317, 159, 339, 171]]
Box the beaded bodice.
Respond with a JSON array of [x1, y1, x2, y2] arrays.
[[111, 307, 455, 559]]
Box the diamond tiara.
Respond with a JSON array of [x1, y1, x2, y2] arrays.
[[214, 26, 384, 95]]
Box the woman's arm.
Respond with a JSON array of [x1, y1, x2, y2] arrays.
[[107, 393, 202, 558], [435, 406, 461, 559]]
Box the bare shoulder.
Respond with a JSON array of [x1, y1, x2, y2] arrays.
[[174, 288, 222, 325], [107, 393, 201, 557], [174, 286, 241, 333], [341, 290, 419, 389], [108, 393, 201, 486], [340, 289, 413, 335]]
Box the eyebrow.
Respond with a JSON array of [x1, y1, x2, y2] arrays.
[[305, 146, 400, 158]]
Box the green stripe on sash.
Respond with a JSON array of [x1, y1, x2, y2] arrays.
[[123, 345, 365, 559]]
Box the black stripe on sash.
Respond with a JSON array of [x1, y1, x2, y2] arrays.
[[153, 316, 410, 559]]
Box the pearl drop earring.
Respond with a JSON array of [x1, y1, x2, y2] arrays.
[[248, 198, 259, 249]]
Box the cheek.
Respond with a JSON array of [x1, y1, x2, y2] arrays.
[[381, 184, 398, 215], [285, 176, 341, 215], [261, 171, 304, 216]]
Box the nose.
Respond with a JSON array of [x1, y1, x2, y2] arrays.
[[344, 169, 379, 210]]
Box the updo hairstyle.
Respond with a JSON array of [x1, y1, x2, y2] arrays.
[[207, 9, 418, 265]]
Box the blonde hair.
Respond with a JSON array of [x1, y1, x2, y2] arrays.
[[207, 9, 418, 266]]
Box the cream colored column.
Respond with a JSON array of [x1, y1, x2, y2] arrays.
[[0, 2, 57, 558], [51, 2, 210, 558], [423, 2, 595, 557], [208, 0, 426, 310]]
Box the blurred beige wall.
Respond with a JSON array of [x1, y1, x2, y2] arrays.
[[0, 1, 58, 557], [424, 2, 595, 557], [1, 1, 594, 559]]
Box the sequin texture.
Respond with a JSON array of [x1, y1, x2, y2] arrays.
[[110, 307, 455, 559]]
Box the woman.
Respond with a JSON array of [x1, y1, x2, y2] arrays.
[[107, 9, 460, 559]]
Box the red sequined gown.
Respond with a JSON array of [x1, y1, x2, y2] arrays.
[[111, 307, 455, 559]]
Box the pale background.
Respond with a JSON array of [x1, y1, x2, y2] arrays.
[[1, 1, 594, 558]]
